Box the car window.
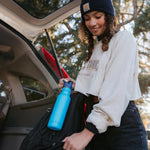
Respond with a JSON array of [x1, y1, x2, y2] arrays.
[[13, 0, 74, 19], [19, 76, 48, 102]]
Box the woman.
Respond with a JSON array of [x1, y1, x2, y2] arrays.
[[59, 0, 148, 149]]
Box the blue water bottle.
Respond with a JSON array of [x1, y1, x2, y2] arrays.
[[47, 81, 73, 130]]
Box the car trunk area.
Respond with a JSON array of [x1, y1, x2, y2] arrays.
[[0, 21, 59, 150]]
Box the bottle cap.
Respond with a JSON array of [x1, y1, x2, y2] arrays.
[[63, 81, 73, 89]]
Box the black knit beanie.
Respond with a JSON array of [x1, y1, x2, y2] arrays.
[[80, 0, 115, 18]]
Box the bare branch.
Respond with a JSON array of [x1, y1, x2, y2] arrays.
[[133, 0, 138, 20], [137, 0, 145, 15], [63, 21, 77, 37], [118, 16, 134, 28], [117, 0, 146, 29], [119, 13, 133, 16]]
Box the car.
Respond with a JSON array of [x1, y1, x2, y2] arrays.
[[0, 0, 80, 149], [0, 1, 150, 150]]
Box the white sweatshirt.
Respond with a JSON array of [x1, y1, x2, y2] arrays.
[[74, 30, 141, 133]]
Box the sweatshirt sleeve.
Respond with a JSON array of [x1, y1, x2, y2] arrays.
[[86, 31, 138, 133]]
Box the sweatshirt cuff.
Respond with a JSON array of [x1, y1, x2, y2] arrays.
[[85, 122, 99, 134]]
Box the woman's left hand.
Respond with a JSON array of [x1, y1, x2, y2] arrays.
[[63, 128, 94, 150]]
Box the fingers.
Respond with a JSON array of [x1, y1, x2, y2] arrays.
[[63, 137, 72, 150], [58, 78, 76, 90], [58, 78, 65, 91], [58, 79, 64, 90], [63, 129, 94, 150]]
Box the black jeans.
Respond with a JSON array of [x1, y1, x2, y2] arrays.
[[86, 101, 148, 150]]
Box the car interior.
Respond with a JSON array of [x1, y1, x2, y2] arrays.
[[0, 0, 81, 149], [0, 21, 59, 149]]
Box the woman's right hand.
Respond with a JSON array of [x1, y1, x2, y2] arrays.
[[58, 78, 76, 91]]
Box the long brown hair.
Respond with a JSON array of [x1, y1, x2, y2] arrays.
[[79, 13, 118, 61]]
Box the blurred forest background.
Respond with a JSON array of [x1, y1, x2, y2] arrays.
[[15, 0, 150, 129]]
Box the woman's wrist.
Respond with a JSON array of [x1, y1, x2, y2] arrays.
[[81, 128, 94, 140]]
